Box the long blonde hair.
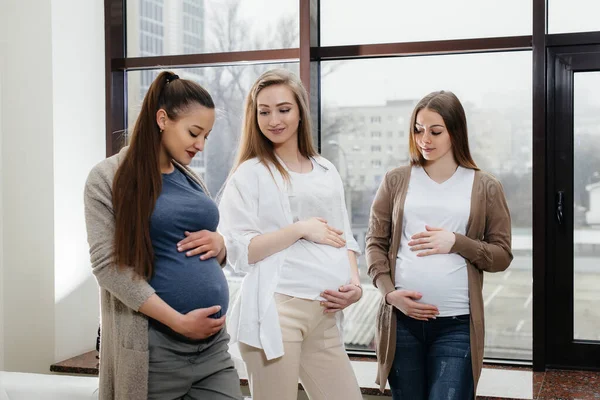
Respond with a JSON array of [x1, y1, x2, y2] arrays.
[[231, 69, 317, 182]]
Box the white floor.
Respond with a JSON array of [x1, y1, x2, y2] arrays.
[[0, 347, 533, 400], [230, 344, 534, 399]]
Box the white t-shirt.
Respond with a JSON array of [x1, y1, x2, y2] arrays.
[[395, 165, 475, 316], [275, 158, 352, 300]]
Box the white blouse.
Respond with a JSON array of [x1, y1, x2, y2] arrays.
[[218, 156, 360, 360], [276, 158, 353, 300]]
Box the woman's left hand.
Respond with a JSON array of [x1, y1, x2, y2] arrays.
[[320, 284, 362, 313], [177, 230, 225, 260], [408, 225, 456, 257]]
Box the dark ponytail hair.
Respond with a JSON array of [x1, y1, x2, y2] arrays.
[[112, 71, 214, 280]]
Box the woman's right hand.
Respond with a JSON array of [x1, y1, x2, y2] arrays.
[[299, 217, 346, 248], [385, 290, 439, 321], [173, 305, 226, 340]]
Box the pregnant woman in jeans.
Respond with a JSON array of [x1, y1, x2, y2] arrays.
[[366, 90, 513, 400]]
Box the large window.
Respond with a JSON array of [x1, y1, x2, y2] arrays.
[[117, 0, 536, 359], [110, 0, 600, 369], [321, 52, 533, 357], [116, 0, 536, 360]]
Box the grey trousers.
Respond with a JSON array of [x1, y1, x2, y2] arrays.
[[148, 324, 243, 400]]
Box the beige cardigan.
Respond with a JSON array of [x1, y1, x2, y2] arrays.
[[84, 147, 209, 400], [365, 165, 513, 394]]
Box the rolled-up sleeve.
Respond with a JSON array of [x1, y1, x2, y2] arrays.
[[451, 177, 513, 273], [365, 171, 396, 298], [218, 169, 262, 274]]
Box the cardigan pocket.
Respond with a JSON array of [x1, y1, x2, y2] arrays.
[[115, 346, 149, 400], [375, 300, 394, 361]]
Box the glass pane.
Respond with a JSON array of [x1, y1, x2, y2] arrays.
[[322, 52, 533, 358], [321, 0, 531, 46], [126, 62, 300, 280], [127, 63, 299, 192], [573, 71, 600, 341], [549, 0, 600, 34], [126, 0, 299, 57]]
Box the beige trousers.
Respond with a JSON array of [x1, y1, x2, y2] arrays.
[[239, 293, 362, 400]]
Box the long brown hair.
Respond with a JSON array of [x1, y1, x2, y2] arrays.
[[112, 71, 214, 280], [408, 90, 479, 170], [231, 69, 317, 182]]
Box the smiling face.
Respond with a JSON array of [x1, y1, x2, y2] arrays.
[[413, 107, 454, 164], [157, 103, 216, 166], [255, 84, 301, 148]]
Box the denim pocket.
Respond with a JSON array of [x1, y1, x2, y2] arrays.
[[451, 314, 471, 322]]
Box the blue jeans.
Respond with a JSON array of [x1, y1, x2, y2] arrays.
[[388, 311, 474, 400]]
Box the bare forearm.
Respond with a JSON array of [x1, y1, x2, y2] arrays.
[[347, 250, 361, 285], [138, 293, 182, 331], [216, 246, 226, 266], [248, 222, 304, 264]]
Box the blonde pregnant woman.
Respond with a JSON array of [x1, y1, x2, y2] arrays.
[[219, 69, 363, 400]]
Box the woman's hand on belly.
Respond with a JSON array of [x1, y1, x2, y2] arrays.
[[386, 290, 440, 321], [177, 230, 225, 260], [320, 284, 362, 313], [299, 217, 346, 248], [408, 225, 456, 257], [174, 305, 226, 340]]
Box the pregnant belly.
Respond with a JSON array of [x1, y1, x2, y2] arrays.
[[396, 260, 469, 316], [150, 257, 229, 318], [278, 242, 351, 299]]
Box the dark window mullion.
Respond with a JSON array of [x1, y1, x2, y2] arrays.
[[113, 48, 300, 71], [532, 0, 547, 372], [105, 0, 126, 157], [312, 35, 532, 61]]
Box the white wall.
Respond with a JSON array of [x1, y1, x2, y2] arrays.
[[0, 0, 105, 372], [0, 33, 4, 372], [1, 0, 56, 373], [51, 0, 105, 363]]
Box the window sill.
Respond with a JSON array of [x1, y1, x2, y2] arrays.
[[52, 349, 587, 399]]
